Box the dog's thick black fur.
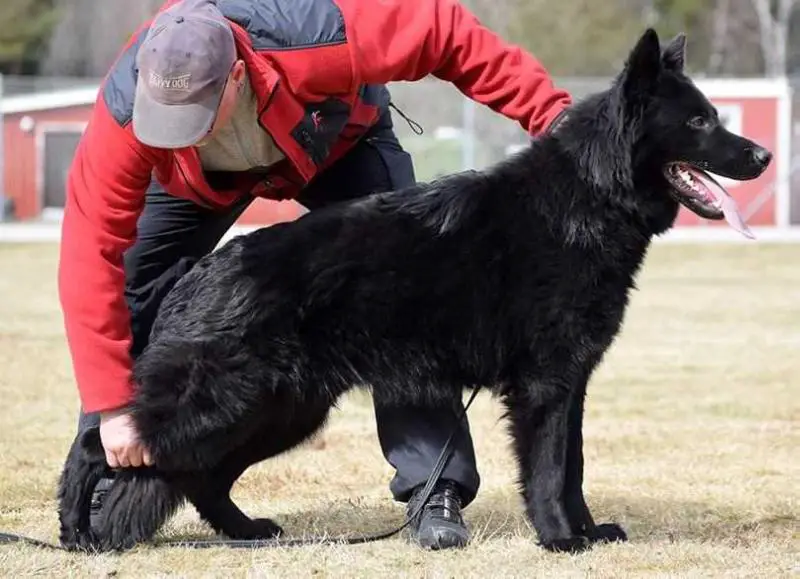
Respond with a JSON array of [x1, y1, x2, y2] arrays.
[[58, 29, 771, 553]]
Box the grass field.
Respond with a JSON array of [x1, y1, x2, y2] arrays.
[[0, 241, 798, 578]]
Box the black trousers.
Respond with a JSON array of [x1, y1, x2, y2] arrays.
[[78, 112, 481, 505]]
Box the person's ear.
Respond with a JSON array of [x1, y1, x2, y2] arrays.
[[231, 59, 246, 88]]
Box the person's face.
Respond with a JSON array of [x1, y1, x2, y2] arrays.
[[196, 59, 246, 146]]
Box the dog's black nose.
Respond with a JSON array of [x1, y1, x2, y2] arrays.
[[751, 146, 772, 167]]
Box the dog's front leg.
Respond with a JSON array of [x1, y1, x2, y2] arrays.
[[563, 387, 594, 534], [563, 385, 627, 545], [505, 381, 590, 553]]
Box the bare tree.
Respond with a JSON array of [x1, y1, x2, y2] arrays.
[[751, 0, 797, 76], [699, 0, 780, 76], [41, 0, 161, 77], [461, 0, 516, 36], [708, 0, 731, 74]]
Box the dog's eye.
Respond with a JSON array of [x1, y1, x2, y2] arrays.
[[687, 116, 709, 129]]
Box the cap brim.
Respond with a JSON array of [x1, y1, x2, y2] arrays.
[[132, 81, 221, 148]]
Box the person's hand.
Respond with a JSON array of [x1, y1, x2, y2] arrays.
[[99, 408, 153, 468]]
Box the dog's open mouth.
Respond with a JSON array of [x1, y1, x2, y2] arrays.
[[663, 162, 754, 239]]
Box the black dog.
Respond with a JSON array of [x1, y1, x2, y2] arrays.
[[58, 29, 771, 553]]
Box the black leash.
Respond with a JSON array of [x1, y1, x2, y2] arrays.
[[388, 102, 424, 136], [0, 388, 481, 552], [0, 532, 64, 550]]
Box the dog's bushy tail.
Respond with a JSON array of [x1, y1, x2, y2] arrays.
[[131, 337, 276, 471], [58, 427, 111, 550], [57, 428, 185, 552], [95, 469, 185, 552]]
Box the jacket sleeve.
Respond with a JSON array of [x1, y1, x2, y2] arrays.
[[58, 97, 156, 413], [342, 0, 571, 135]]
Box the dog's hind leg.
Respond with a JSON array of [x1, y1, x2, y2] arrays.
[[563, 385, 627, 545], [57, 427, 112, 551], [175, 445, 284, 541], [94, 402, 331, 549], [505, 374, 593, 554], [179, 402, 331, 540]]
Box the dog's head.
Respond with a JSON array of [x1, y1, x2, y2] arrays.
[[563, 29, 772, 237]]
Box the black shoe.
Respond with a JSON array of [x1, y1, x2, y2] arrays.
[[406, 480, 470, 550], [89, 475, 115, 533]]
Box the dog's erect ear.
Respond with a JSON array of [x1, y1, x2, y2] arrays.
[[589, 28, 663, 191], [620, 28, 662, 99], [662, 33, 687, 72]]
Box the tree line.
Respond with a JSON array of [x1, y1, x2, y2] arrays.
[[0, 0, 797, 78]]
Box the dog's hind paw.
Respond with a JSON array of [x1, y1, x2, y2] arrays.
[[250, 518, 283, 539], [540, 536, 591, 554], [98, 534, 142, 553], [59, 528, 100, 553], [587, 522, 627, 544], [225, 518, 283, 540]]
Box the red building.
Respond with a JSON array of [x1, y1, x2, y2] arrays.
[[0, 86, 303, 226], [2, 88, 95, 220]]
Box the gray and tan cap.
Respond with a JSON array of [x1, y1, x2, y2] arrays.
[[132, 0, 237, 148]]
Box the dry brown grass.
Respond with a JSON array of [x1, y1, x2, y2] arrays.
[[0, 241, 798, 578]]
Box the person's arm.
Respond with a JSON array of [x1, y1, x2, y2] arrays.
[[341, 0, 571, 135], [58, 96, 156, 415]]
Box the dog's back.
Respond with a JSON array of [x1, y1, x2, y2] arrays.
[[133, 135, 643, 441]]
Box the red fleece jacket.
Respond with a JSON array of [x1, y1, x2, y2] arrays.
[[59, 0, 572, 413]]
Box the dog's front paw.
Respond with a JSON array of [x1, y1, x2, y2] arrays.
[[540, 535, 591, 554], [587, 522, 627, 544]]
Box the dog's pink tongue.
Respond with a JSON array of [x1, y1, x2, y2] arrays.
[[692, 169, 755, 240], [718, 193, 755, 239]]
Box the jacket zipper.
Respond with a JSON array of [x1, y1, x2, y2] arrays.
[[175, 155, 217, 209], [254, 78, 306, 191]]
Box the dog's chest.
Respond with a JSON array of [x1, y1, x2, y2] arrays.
[[516, 256, 636, 369]]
